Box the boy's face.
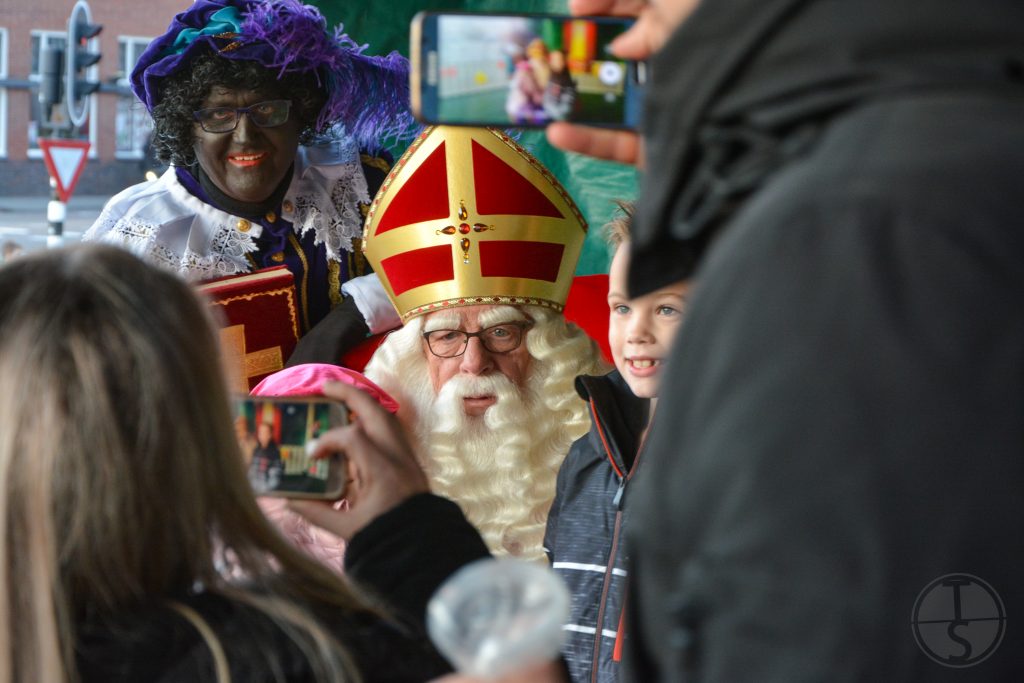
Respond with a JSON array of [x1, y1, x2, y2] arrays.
[[607, 242, 690, 399]]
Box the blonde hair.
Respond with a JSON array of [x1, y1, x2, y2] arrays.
[[0, 245, 365, 683], [604, 199, 635, 252], [365, 306, 608, 560]]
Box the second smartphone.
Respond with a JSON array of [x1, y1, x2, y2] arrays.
[[235, 396, 349, 500], [411, 11, 643, 130]]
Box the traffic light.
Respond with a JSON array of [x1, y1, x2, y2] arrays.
[[65, 0, 102, 129], [38, 45, 65, 121]]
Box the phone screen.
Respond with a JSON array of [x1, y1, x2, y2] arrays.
[[234, 397, 349, 499], [413, 12, 641, 129]]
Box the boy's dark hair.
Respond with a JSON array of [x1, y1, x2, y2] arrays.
[[150, 53, 328, 167]]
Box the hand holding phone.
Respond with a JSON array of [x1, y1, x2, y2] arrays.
[[411, 11, 643, 130], [287, 380, 430, 541]]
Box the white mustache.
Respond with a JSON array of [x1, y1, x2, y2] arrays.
[[433, 373, 525, 433], [440, 373, 516, 399]]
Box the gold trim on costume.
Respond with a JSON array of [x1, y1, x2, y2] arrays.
[[360, 153, 392, 175], [328, 259, 343, 308], [287, 232, 311, 332], [349, 237, 367, 277]]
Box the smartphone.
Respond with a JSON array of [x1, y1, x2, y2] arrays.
[[234, 396, 349, 499], [411, 11, 643, 130]]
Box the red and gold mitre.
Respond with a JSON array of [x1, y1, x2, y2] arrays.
[[362, 126, 587, 322]]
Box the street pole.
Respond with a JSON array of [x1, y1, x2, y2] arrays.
[[47, 177, 65, 248], [38, 0, 101, 248], [40, 45, 66, 249]]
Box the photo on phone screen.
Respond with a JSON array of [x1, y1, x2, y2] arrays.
[[412, 12, 641, 129], [234, 397, 348, 499]]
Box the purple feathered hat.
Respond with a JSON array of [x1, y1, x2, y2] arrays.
[[131, 0, 412, 147]]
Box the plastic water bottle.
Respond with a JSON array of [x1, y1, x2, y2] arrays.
[[427, 557, 570, 679]]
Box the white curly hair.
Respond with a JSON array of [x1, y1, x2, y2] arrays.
[[365, 305, 608, 561]]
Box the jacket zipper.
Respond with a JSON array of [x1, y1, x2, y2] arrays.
[[586, 396, 650, 682], [591, 499, 625, 683], [588, 398, 628, 683]]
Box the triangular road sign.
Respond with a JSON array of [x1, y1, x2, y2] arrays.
[[39, 138, 91, 203]]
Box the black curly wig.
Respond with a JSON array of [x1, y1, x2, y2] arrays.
[[150, 53, 328, 167]]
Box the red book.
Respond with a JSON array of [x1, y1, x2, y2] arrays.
[[196, 266, 300, 393]]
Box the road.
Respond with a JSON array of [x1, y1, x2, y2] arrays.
[[0, 195, 109, 256]]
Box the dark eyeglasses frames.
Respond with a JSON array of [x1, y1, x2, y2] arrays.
[[423, 321, 533, 358], [192, 99, 292, 133]]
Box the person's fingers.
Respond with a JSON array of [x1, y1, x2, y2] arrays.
[[321, 380, 388, 430], [309, 422, 425, 501], [321, 380, 414, 455], [568, 0, 657, 60], [608, 10, 660, 60], [568, 0, 647, 17], [611, 5, 687, 59], [287, 430, 379, 539], [546, 123, 643, 167], [324, 383, 427, 492], [295, 382, 430, 538], [293, 406, 428, 539], [309, 424, 360, 468]]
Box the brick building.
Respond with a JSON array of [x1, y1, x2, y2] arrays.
[[0, 0, 190, 196]]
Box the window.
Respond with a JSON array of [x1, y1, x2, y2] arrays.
[[0, 28, 8, 158], [29, 30, 96, 158], [115, 36, 153, 160]]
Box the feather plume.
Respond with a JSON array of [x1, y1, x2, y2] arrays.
[[239, 0, 415, 148]]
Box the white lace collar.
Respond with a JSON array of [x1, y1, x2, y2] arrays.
[[84, 138, 370, 281]]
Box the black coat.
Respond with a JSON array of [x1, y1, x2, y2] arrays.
[[75, 495, 491, 682], [544, 371, 649, 683], [75, 591, 442, 683], [624, 0, 1024, 681]]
